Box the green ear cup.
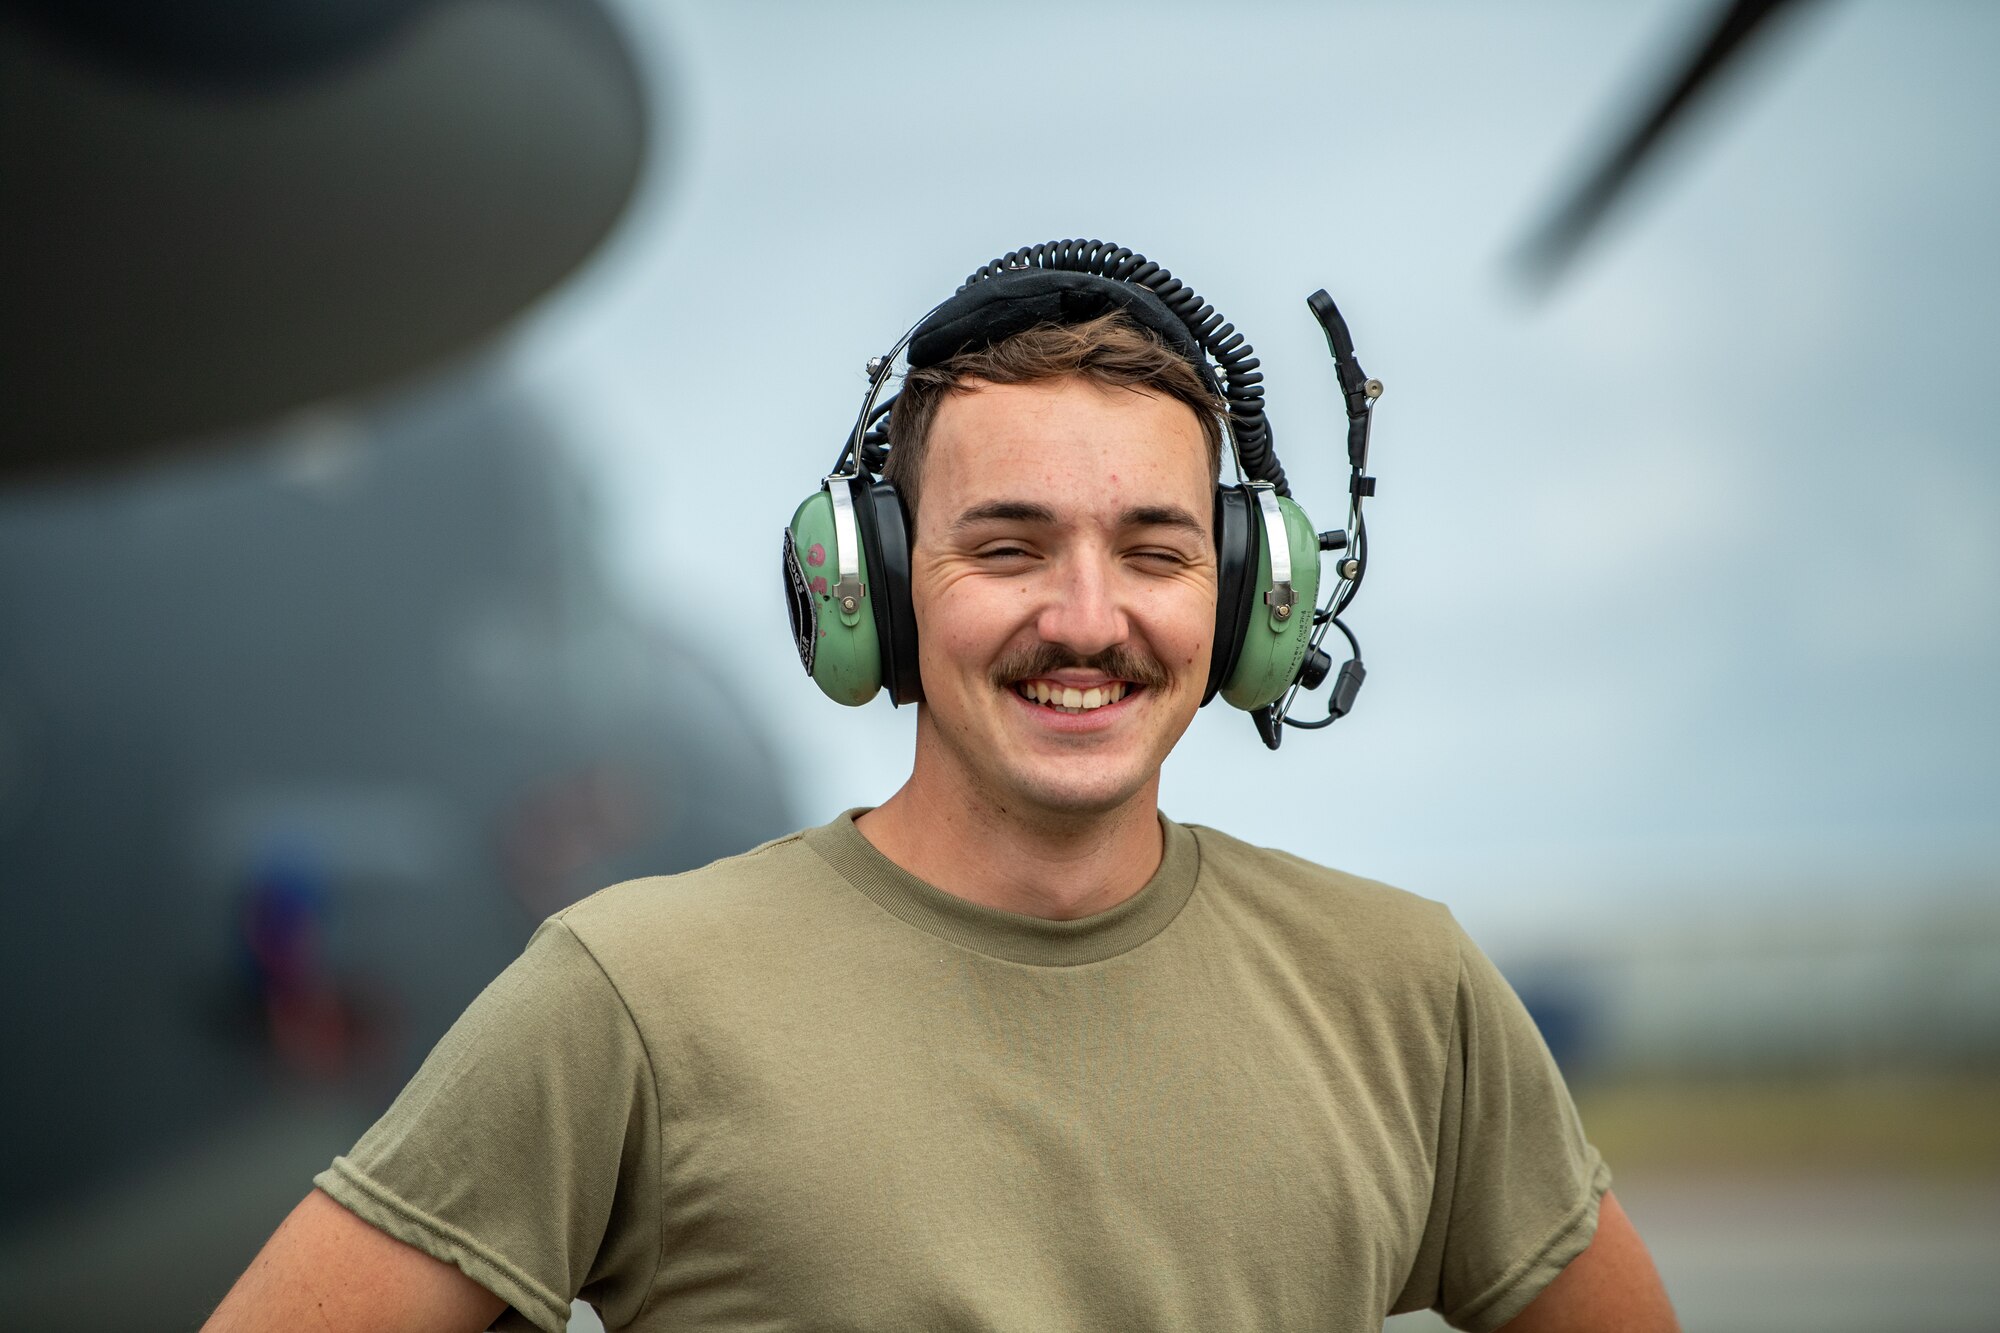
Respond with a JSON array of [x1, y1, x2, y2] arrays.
[[783, 488, 883, 706], [1219, 493, 1321, 711]]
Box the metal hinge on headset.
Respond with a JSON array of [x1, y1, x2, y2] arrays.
[[1249, 482, 1296, 621]]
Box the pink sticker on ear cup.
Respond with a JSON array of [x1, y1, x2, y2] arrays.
[[811, 576, 828, 595], [807, 543, 826, 567]]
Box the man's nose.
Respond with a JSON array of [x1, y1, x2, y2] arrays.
[[1034, 552, 1128, 655]]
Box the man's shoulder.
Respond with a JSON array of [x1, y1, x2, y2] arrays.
[[1182, 819, 1449, 915], [546, 825, 845, 973], [1180, 820, 1465, 969]]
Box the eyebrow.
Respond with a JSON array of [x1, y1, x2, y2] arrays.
[[1121, 503, 1209, 536], [946, 500, 1209, 537], [947, 500, 1058, 533]]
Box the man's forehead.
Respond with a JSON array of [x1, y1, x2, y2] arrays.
[[925, 380, 1211, 482]]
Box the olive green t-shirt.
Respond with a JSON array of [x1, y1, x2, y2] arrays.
[[316, 812, 1607, 1332]]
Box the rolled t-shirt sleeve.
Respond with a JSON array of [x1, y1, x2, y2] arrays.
[[1393, 922, 1611, 1332], [315, 918, 662, 1333]]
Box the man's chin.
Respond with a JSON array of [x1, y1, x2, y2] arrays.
[[917, 706, 1170, 821], [992, 762, 1160, 824]]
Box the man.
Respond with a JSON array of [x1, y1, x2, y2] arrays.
[[208, 259, 1677, 1331]]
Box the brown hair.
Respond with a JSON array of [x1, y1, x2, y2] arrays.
[[882, 311, 1225, 520]]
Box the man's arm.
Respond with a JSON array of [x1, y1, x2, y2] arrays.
[[203, 1189, 507, 1333], [1499, 1191, 1678, 1332]]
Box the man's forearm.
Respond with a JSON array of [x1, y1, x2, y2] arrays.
[[204, 1189, 505, 1333], [1499, 1191, 1679, 1332]]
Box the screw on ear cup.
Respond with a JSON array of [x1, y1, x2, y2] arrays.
[[1205, 485, 1259, 705], [783, 486, 884, 705], [1219, 493, 1321, 711]]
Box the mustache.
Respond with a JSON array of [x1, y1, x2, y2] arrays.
[[988, 643, 1171, 691]]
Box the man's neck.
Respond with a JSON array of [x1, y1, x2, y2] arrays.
[[854, 772, 1165, 922]]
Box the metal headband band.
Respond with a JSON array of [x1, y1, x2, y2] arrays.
[[1251, 482, 1296, 618], [824, 476, 864, 615]]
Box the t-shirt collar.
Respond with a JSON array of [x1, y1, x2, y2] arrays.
[[803, 808, 1201, 967]]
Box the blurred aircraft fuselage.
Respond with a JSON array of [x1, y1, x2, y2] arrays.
[[0, 375, 793, 1325]]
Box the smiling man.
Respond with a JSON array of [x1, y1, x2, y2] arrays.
[[857, 353, 1219, 921], [207, 252, 1676, 1332]]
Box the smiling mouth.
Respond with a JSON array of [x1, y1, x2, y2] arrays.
[[1013, 680, 1137, 714]]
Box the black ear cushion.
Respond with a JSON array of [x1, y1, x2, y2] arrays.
[[1206, 485, 1258, 705], [864, 478, 922, 705]]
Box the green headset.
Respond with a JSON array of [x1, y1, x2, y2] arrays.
[[781, 240, 1382, 750]]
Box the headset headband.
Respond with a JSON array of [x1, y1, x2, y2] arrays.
[[907, 269, 1220, 393], [845, 240, 1286, 496]]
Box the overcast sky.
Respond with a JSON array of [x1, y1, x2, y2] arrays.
[[505, 0, 2000, 942]]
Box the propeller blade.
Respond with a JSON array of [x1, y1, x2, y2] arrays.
[[1515, 0, 1828, 290], [0, 0, 651, 482]]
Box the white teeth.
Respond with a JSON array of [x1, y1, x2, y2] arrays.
[[1016, 680, 1132, 713]]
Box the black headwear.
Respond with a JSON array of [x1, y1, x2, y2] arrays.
[[907, 269, 1221, 395]]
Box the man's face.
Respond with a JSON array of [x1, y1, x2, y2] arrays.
[[908, 375, 1218, 820]]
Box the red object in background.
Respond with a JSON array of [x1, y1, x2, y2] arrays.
[[240, 845, 357, 1081]]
